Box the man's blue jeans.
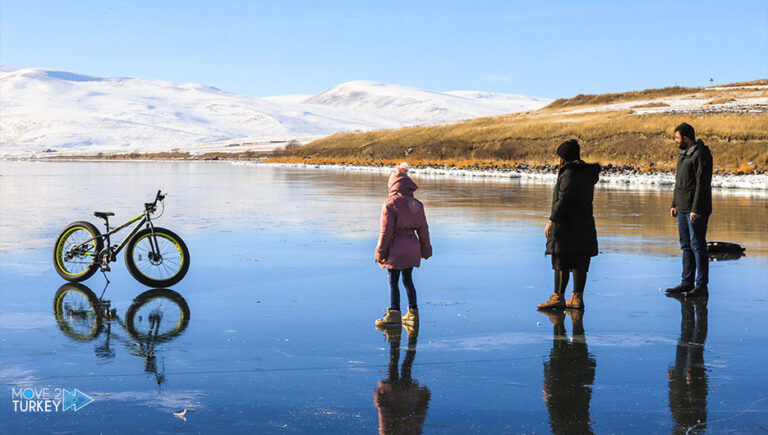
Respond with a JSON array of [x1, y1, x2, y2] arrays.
[[677, 212, 709, 287]]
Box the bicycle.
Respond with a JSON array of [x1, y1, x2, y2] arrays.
[[53, 190, 190, 287]]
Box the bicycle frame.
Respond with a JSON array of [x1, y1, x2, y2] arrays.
[[100, 211, 158, 261], [69, 209, 158, 263]]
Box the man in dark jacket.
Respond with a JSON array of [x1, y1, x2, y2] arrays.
[[666, 123, 713, 298], [539, 139, 601, 310]]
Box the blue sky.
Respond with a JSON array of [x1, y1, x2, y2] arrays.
[[1, 1, 766, 98]]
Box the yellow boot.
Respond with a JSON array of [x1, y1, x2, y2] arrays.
[[537, 293, 565, 310], [401, 307, 419, 325], [375, 308, 402, 327], [566, 293, 584, 310]]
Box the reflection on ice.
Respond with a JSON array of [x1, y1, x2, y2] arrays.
[[0, 367, 40, 387], [52, 283, 190, 388], [90, 389, 205, 411], [667, 295, 709, 434], [374, 324, 430, 435], [423, 331, 677, 351], [1, 160, 767, 432], [541, 310, 596, 435]]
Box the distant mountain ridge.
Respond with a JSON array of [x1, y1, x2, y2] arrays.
[[0, 66, 550, 156]]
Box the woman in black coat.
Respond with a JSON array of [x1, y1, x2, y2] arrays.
[[539, 139, 600, 310]]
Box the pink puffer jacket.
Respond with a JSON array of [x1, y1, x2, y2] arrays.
[[375, 170, 432, 269]]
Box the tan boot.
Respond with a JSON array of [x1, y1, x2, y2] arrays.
[[401, 307, 419, 325], [537, 293, 565, 310], [375, 308, 402, 327], [566, 293, 584, 310]]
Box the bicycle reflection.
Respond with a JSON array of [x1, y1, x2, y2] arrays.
[[52, 283, 190, 388], [374, 324, 431, 435], [667, 295, 708, 434], [539, 310, 596, 435]]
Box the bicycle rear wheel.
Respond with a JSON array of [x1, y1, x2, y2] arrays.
[[53, 221, 103, 282], [52, 283, 102, 340], [125, 227, 190, 287]]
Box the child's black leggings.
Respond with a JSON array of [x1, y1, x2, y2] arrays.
[[389, 268, 417, 311]]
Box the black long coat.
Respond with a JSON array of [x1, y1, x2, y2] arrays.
[[671, 140, 713, 215], [546, 160, 600, 257]]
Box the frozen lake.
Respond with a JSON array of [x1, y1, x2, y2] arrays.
[[1, 160, 767, 433]]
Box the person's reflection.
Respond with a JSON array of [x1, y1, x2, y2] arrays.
[[374, 324, 431, 435], [540, 310, 596, 435], [667, 295, 708, 434]]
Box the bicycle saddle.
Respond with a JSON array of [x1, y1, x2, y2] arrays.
[[93, 212, 114, 219]]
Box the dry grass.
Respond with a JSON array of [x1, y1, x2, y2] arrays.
[[545, 86, 699, 109], [280, 110, 768, 173], [46, 150, 272, 161], [267, 156, 525, 170], [716, 79, 768, 87]]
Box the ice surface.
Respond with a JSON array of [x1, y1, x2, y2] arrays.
[[0, 161, 766, 433]]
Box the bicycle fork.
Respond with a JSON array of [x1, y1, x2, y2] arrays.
[[146, 220, 161, 262]]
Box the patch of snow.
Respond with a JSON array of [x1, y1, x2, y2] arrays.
[[556, 93, 768, 115]]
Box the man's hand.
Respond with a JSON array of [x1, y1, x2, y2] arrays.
[[670, 208, 678, 217], [545, 220, 554, 238], [690, 212, 700, 222]]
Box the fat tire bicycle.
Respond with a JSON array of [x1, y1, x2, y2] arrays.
[[53, 190, 190, 287]]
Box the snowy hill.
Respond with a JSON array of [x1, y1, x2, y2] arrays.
[[304, 81, 549, 124], [0, 67, 550, 156]]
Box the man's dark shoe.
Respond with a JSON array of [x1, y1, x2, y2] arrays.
[[665, 284, 694, 294], [686, 286, 709, 298]]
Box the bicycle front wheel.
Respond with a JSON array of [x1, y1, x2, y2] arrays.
[[125, 289, 190, 342], [53, 221, 103, 282], [125, 227, 190, 287]]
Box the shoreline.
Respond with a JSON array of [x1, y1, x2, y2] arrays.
[[235, 161, 768, 196], [3, 157, 766, 196]]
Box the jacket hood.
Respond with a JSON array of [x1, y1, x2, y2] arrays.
[[388, 171, 418, 195], [691, 139, 711, 156], [562, 160, 601, 185]]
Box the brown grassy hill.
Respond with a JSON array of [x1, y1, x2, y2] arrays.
[[269, 81, 768, 173]]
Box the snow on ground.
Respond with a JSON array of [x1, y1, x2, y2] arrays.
[[303, 81, 550, 124], [0, 67, 549, 157], [556, 88, 768, 115]]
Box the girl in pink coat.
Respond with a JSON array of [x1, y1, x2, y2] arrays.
[[375, 163, 432, 327]]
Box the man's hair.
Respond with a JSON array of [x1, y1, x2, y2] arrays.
[[674, 122, 696, 142]]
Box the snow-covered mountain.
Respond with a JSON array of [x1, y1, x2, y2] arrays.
[[303, 81, 550, 123], [0, 66, 550, 156]]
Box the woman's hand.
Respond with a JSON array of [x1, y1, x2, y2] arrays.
[[545, 220, 554, 238]]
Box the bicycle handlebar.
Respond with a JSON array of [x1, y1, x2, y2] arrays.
[[145, 190, 166, 211]]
